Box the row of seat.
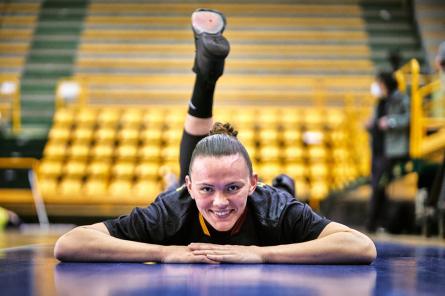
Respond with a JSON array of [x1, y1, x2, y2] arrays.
[[52, 106, 360, 127], [47, 125, 353, 145], [44, 138, 360, 162], [87, 3, 363, 15], [39, 159, 361, 181], [37, 176, 336, 204], [41, 144, 360, 165], [0, 2, 38, 77]]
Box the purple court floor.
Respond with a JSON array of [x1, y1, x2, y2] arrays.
[[1, 241, 445, 295]]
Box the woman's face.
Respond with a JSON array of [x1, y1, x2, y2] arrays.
[[185, 154, 257, 232]]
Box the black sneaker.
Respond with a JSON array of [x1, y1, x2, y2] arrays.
[[272, 174, 296, 198], [191, 8, 230, 82]]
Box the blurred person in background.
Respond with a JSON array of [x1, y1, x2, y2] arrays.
[[365, 71, 410, 233]]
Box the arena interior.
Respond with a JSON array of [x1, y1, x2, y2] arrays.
[[0, 0, 445, 295]]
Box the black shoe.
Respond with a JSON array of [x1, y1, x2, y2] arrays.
[[272, 174, 296, 198], [191, 8, 230, 82]]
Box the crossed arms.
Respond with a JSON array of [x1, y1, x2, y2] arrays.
[[54, 221, 376, 264]]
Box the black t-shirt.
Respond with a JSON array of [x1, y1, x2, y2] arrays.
[[104, 183, 331, 246]]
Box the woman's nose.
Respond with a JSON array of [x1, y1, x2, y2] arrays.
[[213, 191, 229, 207]]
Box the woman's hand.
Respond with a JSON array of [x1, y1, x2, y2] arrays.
[[188, 243, 264, 263], [378, 116, 389, 130], [161, 245, 219, 264]]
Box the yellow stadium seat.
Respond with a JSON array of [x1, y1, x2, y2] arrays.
[[72, 127, 94, 142], [139, 144, 161, 160], [142, 109, 165, 128], [281, 109, 303, 125], [257, 163, 282, 184], [257, 109, 280, 127], [68, 142, 90, 159], [95, 127, 116, 143], [310, 181, 329, 200], [326, 109, 345, 127], [244, 144, 257, 160], [283, 146, 304, 162], [258, 128, 279, 144], [133, 180, 160, 201], [140, 129, 162, 145], [332, 147, 350, 162], [329, 130, 348, 145], [87, 161, 111, 178], [303, 109, 324, 127], [160, 162, 180, 177], [332, 164, 358, 180], [38, 177, 58, 198], [38, 160, 63, 177], [53, 108, 74, 126], [284, 162, 306, 180], [309, 163, 328, 180], [43, 141, 67, 159], [117, 127, 139, 143], [233, 109, 256, 128], [109, 179, 133, 197], [59, 177, 83, 197], [237, 129, 256, 146], [91, 144, 114, 159], [112, 162, 135, 178], [97, 108, 120, 126], [162, 128, 182, 145], [258, 145, 280, 162], [84, 178, 108, 198], [162, 146, 179, 162], [121, 109, 143, 126], [77, 108, 97, 126], [282, 129, 302, 146], [307, 146, 327, 161], [165, 110, 185, 128], [64, 161, 87, 177], [116, 144, 138, 160], [135, 162, 159, 179], [295, 181, 309, 199], [48, 125, 71, 142]]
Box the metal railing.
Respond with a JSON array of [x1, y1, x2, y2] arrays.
[[395, 59, 445, 158]]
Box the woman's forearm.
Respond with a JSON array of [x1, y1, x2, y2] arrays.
[[54, 225, 164, 262], [259, 230, 376, 264]]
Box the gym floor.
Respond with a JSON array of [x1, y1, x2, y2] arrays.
[[1, 231, 444, 296]]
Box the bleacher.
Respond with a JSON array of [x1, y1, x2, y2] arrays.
[[74, 1, 374, 106], [36, 104, 369, 214]]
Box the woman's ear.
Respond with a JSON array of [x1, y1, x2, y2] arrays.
[[185, 175, 194, 199], [248, 173, 258, 195]]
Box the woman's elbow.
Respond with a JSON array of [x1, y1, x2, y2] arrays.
[[54, 235, 70, 261], [357, 236, 377, 264], [53, 228, 83, 261]]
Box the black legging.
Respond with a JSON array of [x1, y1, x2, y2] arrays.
[[179, 129, 207, 184]]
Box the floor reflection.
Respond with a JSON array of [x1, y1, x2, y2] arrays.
[[55, 262, 376, 296], [2, 242, 445, 296]]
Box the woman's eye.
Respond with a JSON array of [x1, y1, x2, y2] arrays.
[[200, 187, 213, 193], [227, 185, 240, 192]]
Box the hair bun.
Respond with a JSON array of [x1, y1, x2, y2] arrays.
[[209, 122, 238, 138]]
